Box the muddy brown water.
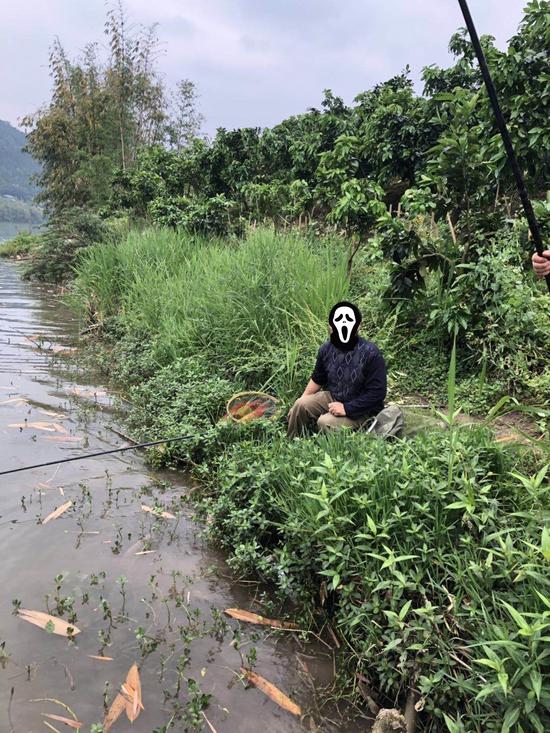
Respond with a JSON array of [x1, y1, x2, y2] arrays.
[[0, 262, 366, 733]]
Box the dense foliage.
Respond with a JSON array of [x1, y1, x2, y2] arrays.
[[23, 4, 549, 393], [108, 7, 549, 243], [22, 1, 202, 218], [72, 227, 349, 397], [202, 429, 549, 733], [10, 3, 550, 729], [72, 226, 549, 732]]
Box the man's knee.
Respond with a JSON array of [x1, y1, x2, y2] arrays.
[[290, 394, 316, 414], [317, 412, 337, 431]]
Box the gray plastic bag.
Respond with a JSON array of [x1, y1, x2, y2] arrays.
[[363, 404, 404, 439]]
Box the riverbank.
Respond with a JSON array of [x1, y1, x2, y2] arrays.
[[0, 260, 365, 733], [68, 226, 550, 732]]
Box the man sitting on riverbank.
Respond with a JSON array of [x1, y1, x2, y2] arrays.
[[287, 301, 387, 438]]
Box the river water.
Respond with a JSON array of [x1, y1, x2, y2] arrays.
[[0, 262, 365, 732]]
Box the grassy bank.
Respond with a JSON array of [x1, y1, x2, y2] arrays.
[[71, 226, 549, 732], [0, 230, 40, 259]]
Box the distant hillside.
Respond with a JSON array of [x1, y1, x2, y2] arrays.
[[0, 120, 40, 202]]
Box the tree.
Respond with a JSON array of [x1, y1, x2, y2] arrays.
[[168, 79, 204, 150], [21, 1, 195, 215]]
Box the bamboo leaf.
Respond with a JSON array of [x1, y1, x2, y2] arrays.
[[103, 694, 126, 733], [18, 609, 80, 636], [141, 504, 175, 520], [42, 713, 83, 729], [42, 501, 73, 524], [88, 655, 113, 661], [224, 608, 298, 629], [122, 663, 143, 722], [240, 668, 301, 715]]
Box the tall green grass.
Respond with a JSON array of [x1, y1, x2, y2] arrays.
[[73, 226, 349, 397]]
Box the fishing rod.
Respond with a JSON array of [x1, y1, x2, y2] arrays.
[[0, 435, 193, 477], [457, 0, 550, 293], [0, 392, 280, 477]]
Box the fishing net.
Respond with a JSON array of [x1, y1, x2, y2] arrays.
[[226, 391, 280, 423]]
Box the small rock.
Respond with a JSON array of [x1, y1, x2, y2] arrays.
[[372, 708, 407, 733]]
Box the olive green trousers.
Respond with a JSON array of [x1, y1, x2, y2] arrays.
[[286, 390, 367, 438]]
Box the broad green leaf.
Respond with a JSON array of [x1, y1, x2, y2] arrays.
[[497, 670, 508, 697], [502, 601, 530, 631], [476, 658, 500, 671], [529, 669, 542, 701], [366, 515, 377, 535], [399, 600, 412, 621]]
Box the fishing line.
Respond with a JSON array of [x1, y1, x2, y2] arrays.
[[0, 435, 193, 477], [457, 0, 550, 293]]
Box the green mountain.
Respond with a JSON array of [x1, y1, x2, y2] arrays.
[[0, 120, 40, 202]]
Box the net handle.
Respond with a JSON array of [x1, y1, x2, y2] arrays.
[[226, 391, 280, 423]]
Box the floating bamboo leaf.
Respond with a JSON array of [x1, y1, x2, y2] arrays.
[[224, 608, 298, 629], [70, 388, 106, 398], [50, 345, 77, 354], [141, 504, 175, 520], [38, 409, 67, 419], [122, 663, 143, 722], [0, 397, 28, 406], [240, 668, 301, 715], [103, 694, 126, 733], [88, 655, 113, 661], [42, 501, 73, 524], [18, 608, 80, 636], [9, 421, 58, 431], [42, 713, 83, 729]]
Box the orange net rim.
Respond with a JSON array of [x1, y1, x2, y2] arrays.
[[226, 391, 280, 423]]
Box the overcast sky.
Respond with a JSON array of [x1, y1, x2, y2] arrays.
[[1, 0, 527, 136]]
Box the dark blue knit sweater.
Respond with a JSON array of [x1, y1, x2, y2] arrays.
[[310, 337, 387, 420]]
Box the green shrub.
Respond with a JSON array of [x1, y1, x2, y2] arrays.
[[25, 208, 112, 282], [0, 230, 41, 258], [148, 193, 245, 237], [201, 427, 549, 731], [71, 224, 549, 730]]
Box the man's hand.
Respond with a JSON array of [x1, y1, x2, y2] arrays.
[[328, 401, 346, 417], [532, 250, 550, 278]]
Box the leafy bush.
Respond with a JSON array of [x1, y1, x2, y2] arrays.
[[25, 208, 113, 282], [200, 427, 549, 732], [148, 193, 245, 237], [0, 230, 41, 258], [71, 223, 549, 730]]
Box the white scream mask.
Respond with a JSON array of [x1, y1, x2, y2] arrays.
[[332, 306, 356, 344]]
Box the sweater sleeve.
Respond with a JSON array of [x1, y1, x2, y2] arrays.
[[310, 345, 328, 387], [343, 350, 387, 420]]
